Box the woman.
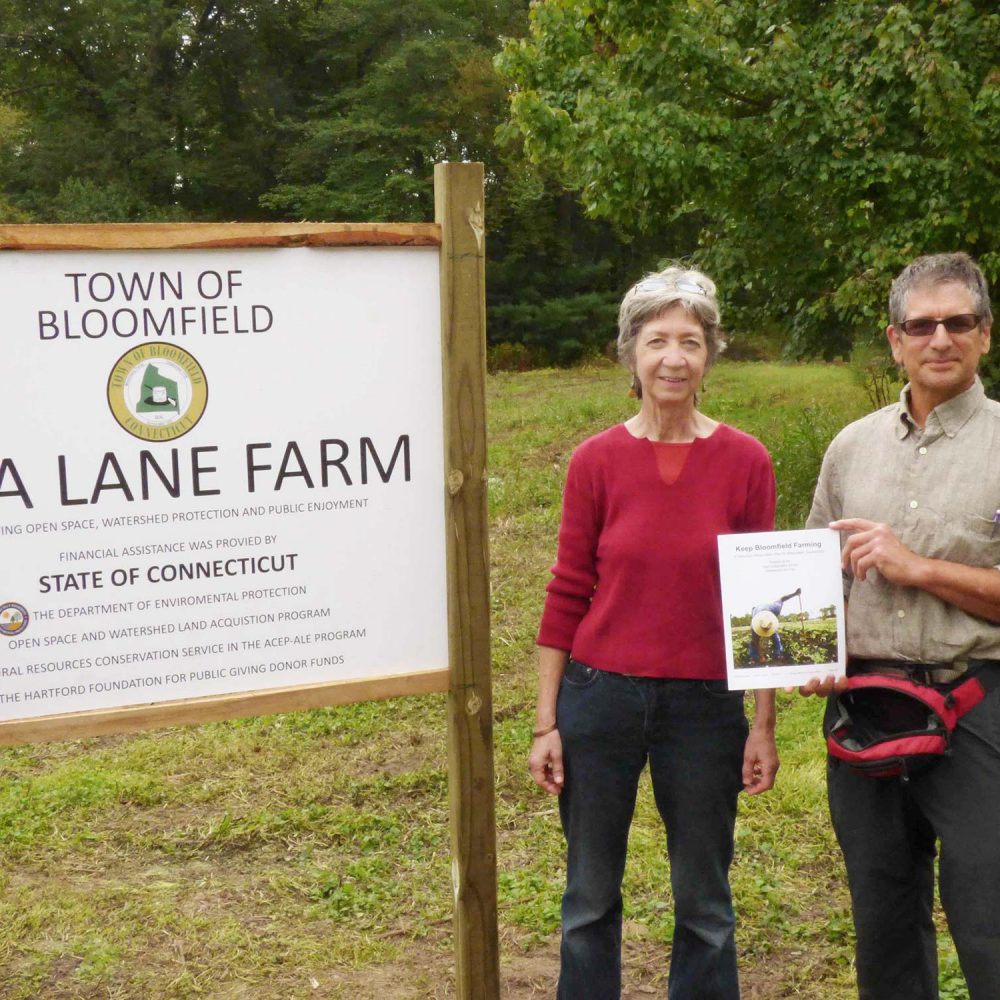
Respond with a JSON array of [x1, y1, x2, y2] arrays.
[[530, 267, 778, 1000]]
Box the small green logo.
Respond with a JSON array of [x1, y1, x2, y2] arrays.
[[137, 364, 180, 415]]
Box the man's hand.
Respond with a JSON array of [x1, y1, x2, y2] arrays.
[[742, 727, 779, 795], [793, 674, 850, 698], [528, 730, 564, 794], [831, 517, 926, 586]]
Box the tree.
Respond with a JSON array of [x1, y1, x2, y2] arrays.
[[0, 97, 28, 220], [486, 159, 666, 364], [0, 0, 322, 220], [257, 0, 651, 364], [262, 0, 526, 223], [0, 0, 658, 366], [496, 1, 1000, 370]]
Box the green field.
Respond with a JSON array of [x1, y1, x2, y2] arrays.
[[0, 360, 970, 999]]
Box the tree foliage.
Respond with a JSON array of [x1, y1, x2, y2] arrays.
[[497, 0, 1000, 365], [0, 0, 324, 220], [0, 0, 534, 225], [486, 162, 664, 364], [0, 0, 655, 366], [262, 0, 524, 223], [257, 0, 657, 364]]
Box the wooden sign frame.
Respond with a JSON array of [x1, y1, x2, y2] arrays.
[[0, 162, 499, 998]]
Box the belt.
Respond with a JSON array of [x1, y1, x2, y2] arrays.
[[847, 657, 967, 685]]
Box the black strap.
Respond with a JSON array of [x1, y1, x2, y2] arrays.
[[966, 658, 1000, 688]]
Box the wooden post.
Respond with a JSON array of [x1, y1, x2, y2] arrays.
[[435, 162, 499, 999]]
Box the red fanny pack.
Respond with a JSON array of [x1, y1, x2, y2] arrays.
[[825, 671, 990, 779]]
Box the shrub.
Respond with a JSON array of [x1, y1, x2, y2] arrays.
[[488, 292, 619, 367], [848, 341, 903, 410], [487, 342, 545, 373]]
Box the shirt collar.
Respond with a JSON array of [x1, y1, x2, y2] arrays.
[[895, 376, 986, 440]]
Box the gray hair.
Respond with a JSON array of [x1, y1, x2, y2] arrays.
[[889, 252, 993, 329], [617, 266, 725, 396]]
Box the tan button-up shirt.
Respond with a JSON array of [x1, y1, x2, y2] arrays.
[[806, 377, 1000, 662]]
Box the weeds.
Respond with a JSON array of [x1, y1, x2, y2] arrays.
[[848, 340, 903, 410]]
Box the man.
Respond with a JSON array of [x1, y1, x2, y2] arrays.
[[748, 587, 801, 663], [803, 252, 1000, 999]]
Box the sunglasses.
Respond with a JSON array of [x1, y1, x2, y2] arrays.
[[636, 277, 708, 297], [898, 313, 981, 337]]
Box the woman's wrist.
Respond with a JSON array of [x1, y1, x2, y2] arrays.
[[752, 690, 777, 732], [532, 722, 558, 738]]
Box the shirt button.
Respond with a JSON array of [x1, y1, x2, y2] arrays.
[[918, 446, 927, 455], [897, 610, 906, 618], [909, 500, 919, 509]]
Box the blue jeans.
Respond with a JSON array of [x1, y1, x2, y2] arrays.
[[556, 660, 748, 1000]]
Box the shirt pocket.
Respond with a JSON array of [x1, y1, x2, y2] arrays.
[[955, 509, 1000, 568]]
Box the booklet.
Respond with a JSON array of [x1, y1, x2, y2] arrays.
[[717, 528, 846, 690]]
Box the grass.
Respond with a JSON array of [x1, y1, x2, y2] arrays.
[[0, 359, 966, 998]]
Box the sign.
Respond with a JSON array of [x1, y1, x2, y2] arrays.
[[0, 165, 499, 1000], [0, 244, 449, 723]]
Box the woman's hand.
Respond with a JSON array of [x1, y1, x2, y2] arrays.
[[742, 726, 779, 795], [529, 729, 564, 794]]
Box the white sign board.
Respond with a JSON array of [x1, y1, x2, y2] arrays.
[[0, 246, 449, 722]]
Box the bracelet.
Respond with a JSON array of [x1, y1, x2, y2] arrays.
[[532, 723, 558, 738]]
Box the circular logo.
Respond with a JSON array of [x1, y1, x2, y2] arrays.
[[107, 345, 208, 441], [0, 602, 29, 637]]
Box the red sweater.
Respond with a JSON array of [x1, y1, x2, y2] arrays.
[[538, 423, 775, 679]]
